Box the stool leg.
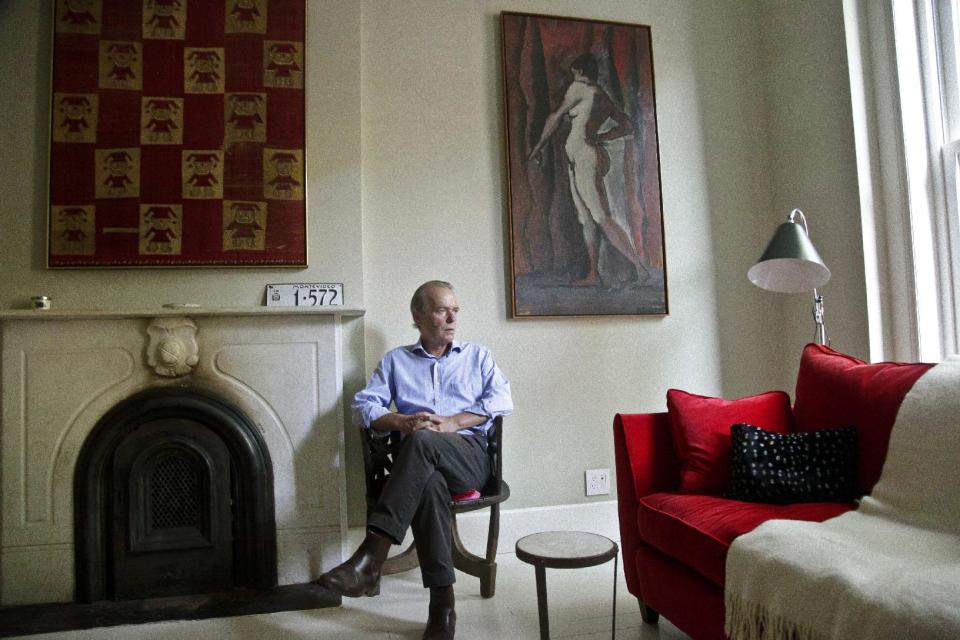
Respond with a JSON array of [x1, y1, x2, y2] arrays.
[[535, 565, 549, 640], [612, 554, 618, 640]]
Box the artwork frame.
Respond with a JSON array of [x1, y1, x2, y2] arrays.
[[501, 12, 668, 317], [47, 0, 308, 268]]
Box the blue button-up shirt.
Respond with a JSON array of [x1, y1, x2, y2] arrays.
[[352, 340, 513, 436]]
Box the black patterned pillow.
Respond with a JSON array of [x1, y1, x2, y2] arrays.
[[726, 423, 859, 504]]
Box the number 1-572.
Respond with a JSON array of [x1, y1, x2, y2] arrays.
[[295, 288, 339, 306]]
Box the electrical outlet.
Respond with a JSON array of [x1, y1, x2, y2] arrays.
[[585, 468, 610, 496]]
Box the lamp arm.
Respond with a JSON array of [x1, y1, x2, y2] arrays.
[[788, 208, 809, 235]]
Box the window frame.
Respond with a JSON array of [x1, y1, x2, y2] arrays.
[[930, 0, 960, 358]]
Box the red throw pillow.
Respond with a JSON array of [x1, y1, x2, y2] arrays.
[[666, 389, 793, 495], [793, 344, 933, 494]]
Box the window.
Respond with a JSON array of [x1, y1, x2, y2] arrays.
[[844, 0, 960, 361]]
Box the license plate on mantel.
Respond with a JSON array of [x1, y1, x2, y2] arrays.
[[265, 283, 344, 307]]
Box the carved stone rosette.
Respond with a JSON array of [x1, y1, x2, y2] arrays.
[[146, 317, 199, 377]]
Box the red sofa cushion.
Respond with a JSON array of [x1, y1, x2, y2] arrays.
[[666, 389, 793, 494], [637, 492, 852, 586], [793, 344, 933, 494]]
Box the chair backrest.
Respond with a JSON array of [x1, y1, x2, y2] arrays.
[[360, 416, 505, 514], [484, 416, 504, 495]]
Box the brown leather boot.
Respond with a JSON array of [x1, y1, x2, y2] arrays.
[[422, 586, 456, 640], [314, 529, 392, 597]]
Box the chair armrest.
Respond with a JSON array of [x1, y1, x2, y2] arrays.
[[489, 415, 504, 491]]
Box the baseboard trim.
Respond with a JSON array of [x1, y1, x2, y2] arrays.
[[351, 500, 622, 560], [455, 499, 620, 555]]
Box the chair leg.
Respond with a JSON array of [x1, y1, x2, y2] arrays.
[[639, 599, 660, 625], [481, 503, 500, 598], [485, 503, 501, 560], [478, 563, 496, 599], [381, 540, 419, 575], [451, 513, 498, 598]]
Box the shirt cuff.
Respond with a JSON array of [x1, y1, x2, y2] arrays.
[[355, 404, 391, 429], [478, 398, 513, 418]]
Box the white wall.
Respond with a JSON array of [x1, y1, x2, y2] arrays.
[[0, 0, 869, 521], [759, 0, 871, 381], [357, 0, 808, 514]]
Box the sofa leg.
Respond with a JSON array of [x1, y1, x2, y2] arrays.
[[638, 600, 659, 625]]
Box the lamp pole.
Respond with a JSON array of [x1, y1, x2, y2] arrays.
[[788, 209, 829, 347]]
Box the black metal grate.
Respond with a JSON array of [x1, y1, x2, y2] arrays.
[[150, 454, 201, 530]]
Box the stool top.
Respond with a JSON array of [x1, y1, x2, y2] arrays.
[[515, 531, 618, 569]]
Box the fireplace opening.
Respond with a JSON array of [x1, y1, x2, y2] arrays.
[[74, 387, 277, 603]]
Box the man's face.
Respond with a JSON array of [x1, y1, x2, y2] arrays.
[[415, 286, 459, 349]]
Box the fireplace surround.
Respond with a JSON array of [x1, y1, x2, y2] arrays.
[[0, 306, 363, 607]]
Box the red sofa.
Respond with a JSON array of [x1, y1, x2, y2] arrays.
[[613, 345, 932, 640]]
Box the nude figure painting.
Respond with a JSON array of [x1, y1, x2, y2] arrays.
[[501, 12, 667, 316]]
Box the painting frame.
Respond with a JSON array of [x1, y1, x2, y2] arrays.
[[501, 12, 668, 317], [47, 0, 308, 268]]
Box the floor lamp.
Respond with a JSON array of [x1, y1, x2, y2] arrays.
[[747, 208, 832, 346]]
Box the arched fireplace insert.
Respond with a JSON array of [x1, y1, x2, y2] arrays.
[[74, 387, 277, 602]]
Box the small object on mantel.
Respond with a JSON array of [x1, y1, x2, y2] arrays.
[[31, 296, 51, 310], [162, 303, 202, 309]]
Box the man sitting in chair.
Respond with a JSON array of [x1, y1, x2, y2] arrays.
[[316, 280, 513, 640]]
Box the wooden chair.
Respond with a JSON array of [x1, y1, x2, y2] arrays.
[[361, 416, 509, 598]]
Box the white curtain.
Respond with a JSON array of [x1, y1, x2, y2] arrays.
[[843, 0, 960, 361]]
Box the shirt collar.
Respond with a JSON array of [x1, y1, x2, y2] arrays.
[[412, 340, 463, 358]]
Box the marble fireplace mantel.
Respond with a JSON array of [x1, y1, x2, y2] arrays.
[[0, 305, 365, 321], [0, 306, 363, 606]]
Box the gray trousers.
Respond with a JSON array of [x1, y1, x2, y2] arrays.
[[367, 429, 490, 588]]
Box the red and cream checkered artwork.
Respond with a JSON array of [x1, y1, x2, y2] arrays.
[[49, 0, 306, 267]]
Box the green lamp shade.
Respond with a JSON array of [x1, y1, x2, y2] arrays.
[[747, 220, 830, 293]]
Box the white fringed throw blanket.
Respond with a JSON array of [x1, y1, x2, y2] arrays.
[[725, 356, 960, 640]]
